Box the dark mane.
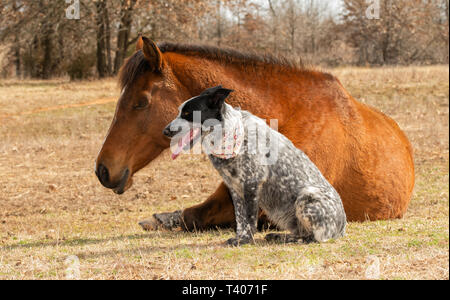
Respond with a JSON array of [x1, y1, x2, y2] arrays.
[[158, 42, 304, 70], [119, 42, 306, 90], [118, 50, 151, 90]]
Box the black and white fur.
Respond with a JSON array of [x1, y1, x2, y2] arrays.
[[163, 86, 347, 246]]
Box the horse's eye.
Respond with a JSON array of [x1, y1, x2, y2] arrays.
[[134, 98, 149, 110]]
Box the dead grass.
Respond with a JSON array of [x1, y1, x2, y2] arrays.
[[0, 66, 448, 280]]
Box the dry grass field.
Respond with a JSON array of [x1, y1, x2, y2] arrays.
[[0, 66, 448, 280]]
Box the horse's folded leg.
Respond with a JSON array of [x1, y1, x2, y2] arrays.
[[139, 182, 278, 232], [138, 210, 183, 231], [138, 182, 234, 232], [180, 182, 236, 231], [138, 217, 160, 231]]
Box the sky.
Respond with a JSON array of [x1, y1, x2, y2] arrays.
[[252, 0, 344, 19]]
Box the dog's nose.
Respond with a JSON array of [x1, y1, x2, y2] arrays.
[[96, 163, 111, 188], [163, 126, 171, 137]]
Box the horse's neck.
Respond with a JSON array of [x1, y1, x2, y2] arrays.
[[173, 59, 287, 110], [168, 55, 321, 124]]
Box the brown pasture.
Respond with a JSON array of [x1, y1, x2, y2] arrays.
[[0, 66, 448, 279]]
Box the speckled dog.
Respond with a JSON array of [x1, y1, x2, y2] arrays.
[[163, 86, 346, 246]]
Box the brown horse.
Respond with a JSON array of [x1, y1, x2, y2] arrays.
[[95, 36, 415, 230]]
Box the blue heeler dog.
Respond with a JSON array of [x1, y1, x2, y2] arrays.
[[163, 86, 346, 246]]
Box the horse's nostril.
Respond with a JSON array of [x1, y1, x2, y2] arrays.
[[96, 163, 110, 186]]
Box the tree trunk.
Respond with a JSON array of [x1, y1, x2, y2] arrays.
[[41, 27, 53, 79], [12, 2, 21, 78], [14, 35, 21, 78], [96, 0, 107, 78], [217, 0, 222, 46], [104, 0, 112, 75], [113, 0, 137, 74], [267, 0, 278, 53]]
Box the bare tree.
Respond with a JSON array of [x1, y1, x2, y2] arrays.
[[113, 0, 137, 74], [341, 0, 449, 65], [0, 0, 447, 79]]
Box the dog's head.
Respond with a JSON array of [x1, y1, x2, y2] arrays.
[[163, 85, 233, 159]]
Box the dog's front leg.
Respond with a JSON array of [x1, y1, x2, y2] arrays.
[[226, 184, 259, 247]]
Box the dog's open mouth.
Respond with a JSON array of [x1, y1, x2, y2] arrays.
[[171, 127, 201, 160]]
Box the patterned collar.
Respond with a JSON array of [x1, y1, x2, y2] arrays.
[[210, 119, 244, 159], [206, 105, 244, 159]]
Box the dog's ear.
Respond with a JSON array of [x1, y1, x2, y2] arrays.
[[207, 87, 233, 109]]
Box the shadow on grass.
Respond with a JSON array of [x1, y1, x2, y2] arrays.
[[0, 81, 69, 88], [75, 241, 227, 260], [1, 230, 280, 260], [0, 231, 193, 251], [74, 235, 316, 260]]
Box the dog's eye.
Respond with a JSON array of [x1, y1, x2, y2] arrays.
[[182, 111, 190, 117], [133, 97, 149, 110]]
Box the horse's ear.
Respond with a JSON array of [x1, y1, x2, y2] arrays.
[[135, 35, 144, 51], [141, 36, 163, 71]]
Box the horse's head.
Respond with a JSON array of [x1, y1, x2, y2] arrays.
[[95, 37, 189, 194]]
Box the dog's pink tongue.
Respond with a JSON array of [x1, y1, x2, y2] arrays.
[[171, 129, 195, 160], [171, 137, 184, 160]]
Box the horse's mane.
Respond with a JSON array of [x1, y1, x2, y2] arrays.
[[119, 42, 307, 90]]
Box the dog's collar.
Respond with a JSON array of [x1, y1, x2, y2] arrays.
[[210, 119, 244, 159], [206, 105, 244, 160]]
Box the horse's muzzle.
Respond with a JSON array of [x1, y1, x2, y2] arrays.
[[95, 164, 130, 194]]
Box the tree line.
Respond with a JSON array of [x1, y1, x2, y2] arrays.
[[0, 0, 448, 79]]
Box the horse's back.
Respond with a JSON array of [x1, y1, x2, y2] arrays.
[[279, 75, 414, 221], [342, 99, 414, 221]]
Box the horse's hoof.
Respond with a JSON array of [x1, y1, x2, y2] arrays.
[[138, 217, 162, 231], [139, 210, 183, 231]]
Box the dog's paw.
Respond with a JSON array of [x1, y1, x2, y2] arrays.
[[264, 233, 283, 243], [225, 237, 251, 247], [264, 233, 304, 244]]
